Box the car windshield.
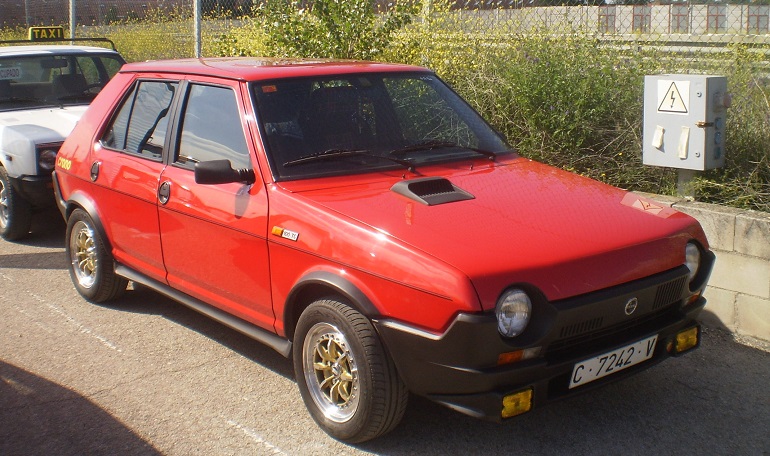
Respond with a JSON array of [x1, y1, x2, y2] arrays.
[[252, 72, 512, 180], [0, 53, 124, 111]]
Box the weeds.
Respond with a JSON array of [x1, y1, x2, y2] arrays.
[[2, 6, 767, 212]]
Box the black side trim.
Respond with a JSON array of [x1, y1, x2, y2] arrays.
[[115, 264, 292, 358]]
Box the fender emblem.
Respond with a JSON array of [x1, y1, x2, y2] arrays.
[[624, 297, 639, 316]]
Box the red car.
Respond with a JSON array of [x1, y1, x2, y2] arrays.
[[53, 58, 714, 443]]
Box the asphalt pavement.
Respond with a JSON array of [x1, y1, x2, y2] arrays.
[[1, 212, 769, 455]]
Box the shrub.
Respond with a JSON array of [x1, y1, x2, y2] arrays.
[[385, 17, 768, 212], [254, 0, 417, 60]]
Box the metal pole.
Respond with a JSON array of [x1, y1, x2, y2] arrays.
[[676, 168, 698, 200], [70, 0, 76, 39], [194, 0, 202, 58]]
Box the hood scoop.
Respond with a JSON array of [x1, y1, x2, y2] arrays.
[[391, 177, 475, 206]]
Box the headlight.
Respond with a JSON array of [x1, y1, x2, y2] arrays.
[[496, 289, 532, 337], [685, 242, 701, 283], [38, 149, 58, 171]]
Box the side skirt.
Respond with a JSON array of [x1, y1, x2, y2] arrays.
[[115, 264, 292, 358]]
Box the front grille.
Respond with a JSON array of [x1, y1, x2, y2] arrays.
[[654, 276, 688, 309], [546, 273, 688, 362], [559, 317, 603, 339], [548, 306, 679, 361]]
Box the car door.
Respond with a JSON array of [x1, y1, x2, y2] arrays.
[[157, 79, 273, 330], [93, 79, 178, 282]]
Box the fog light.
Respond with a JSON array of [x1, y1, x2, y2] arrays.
[[502, 388, 533, 419], [674, 327, 700, 353]]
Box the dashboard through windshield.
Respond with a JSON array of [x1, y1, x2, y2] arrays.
[[252, 72, 512, 180]]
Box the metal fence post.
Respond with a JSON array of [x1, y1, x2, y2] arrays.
[[194, 0, 202, 58], [69, 0, 76, 39]]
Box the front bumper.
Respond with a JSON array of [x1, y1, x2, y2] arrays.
[[9, 174, 55, 208], [374, 261, 713, 421]]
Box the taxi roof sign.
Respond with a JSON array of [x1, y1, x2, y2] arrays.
[[0, 27, 118, 51], [28, 26, 65, 41]]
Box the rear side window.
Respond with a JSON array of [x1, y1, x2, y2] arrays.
[[175, 84, 251, 170], [102, 80, 178, 160]]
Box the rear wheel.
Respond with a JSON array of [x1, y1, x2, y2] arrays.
[[294, 298, 408, 443], [65, 208, 127, 302], [0, 166, 33, 241]]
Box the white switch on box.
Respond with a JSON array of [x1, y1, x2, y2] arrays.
[[652, 125, 665, 149], [678, 126, 690, 159]]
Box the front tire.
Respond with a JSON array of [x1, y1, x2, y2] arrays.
[[0, 166, 33, 241], [65, 208, 127, 302], [294, 299, 408, 443]]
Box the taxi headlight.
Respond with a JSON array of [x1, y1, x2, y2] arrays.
[[38, 149, 58, 171], [496, 289, 532, 338], [685, 242, 701, 284]]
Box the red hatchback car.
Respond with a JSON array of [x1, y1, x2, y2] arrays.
[[53, 58, 714, 443]]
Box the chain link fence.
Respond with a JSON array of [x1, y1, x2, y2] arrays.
[[2, 0, 770, 60]]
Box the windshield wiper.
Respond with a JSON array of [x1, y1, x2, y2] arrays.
[[284, 148, 416, 172], [390, 140, 498, 160], [390, 140, 457, 156]]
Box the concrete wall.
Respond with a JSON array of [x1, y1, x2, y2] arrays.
[[645, 194, 770, 342]]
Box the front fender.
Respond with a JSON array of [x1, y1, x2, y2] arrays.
[[283, 270, 378, 340]]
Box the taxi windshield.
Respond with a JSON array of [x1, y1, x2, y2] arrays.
[[252, 72, 512, 180], [0, 53, 124, 111]]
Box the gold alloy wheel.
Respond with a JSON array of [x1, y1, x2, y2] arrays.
[[303, 322, 360, 423], [70, 220, 97, 289]]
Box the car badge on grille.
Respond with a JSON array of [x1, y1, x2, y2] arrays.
[[624, 297, 639, 316]]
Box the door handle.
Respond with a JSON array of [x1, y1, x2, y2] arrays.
[[90, 161, 100, 182], [158, 181, 171, 204]]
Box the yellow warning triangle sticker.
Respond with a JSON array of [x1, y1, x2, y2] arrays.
[[658, 82, 688, 113]]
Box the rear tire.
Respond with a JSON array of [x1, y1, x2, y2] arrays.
[[65, 208, 127, 302], [294, 299, 408, 443], [0, 166, 33, 241]]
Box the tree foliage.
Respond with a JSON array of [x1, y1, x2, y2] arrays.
[[255, 0, 417, 60]]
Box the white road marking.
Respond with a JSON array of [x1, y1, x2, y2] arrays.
[[31, 293, 122, 352], [227, 419, 286, 455]]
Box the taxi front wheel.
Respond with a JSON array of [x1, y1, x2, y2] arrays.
[[65, 208, 127, 302], [294, 299, 408, 443], [0, 166, 33, 241]]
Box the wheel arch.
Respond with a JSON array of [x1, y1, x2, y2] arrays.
[[283, 271, 379, 342], [63, 191, 113, 253]]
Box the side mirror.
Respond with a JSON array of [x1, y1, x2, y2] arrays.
[[194, 160, 255, 185]]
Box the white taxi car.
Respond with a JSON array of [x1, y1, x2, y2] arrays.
[[0, 29, 124, 240]]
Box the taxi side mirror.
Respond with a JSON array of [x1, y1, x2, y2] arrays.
[[195, 160, 255, 185]]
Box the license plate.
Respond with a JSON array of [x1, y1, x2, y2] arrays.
[[569, 335, 658, 389]]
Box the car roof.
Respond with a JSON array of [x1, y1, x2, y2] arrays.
[[119, 57, 432, 82], [0, 44, 121, 57]]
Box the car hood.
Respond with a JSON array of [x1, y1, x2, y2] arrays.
[[283, 157, 706, 305], [0, 105, 87, 147]]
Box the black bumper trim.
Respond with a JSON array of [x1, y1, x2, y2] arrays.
[[374, 265, 710, 421], [9, 174, 55, 208]]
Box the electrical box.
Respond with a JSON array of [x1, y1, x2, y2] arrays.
[[643, 75, 729, 171]]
